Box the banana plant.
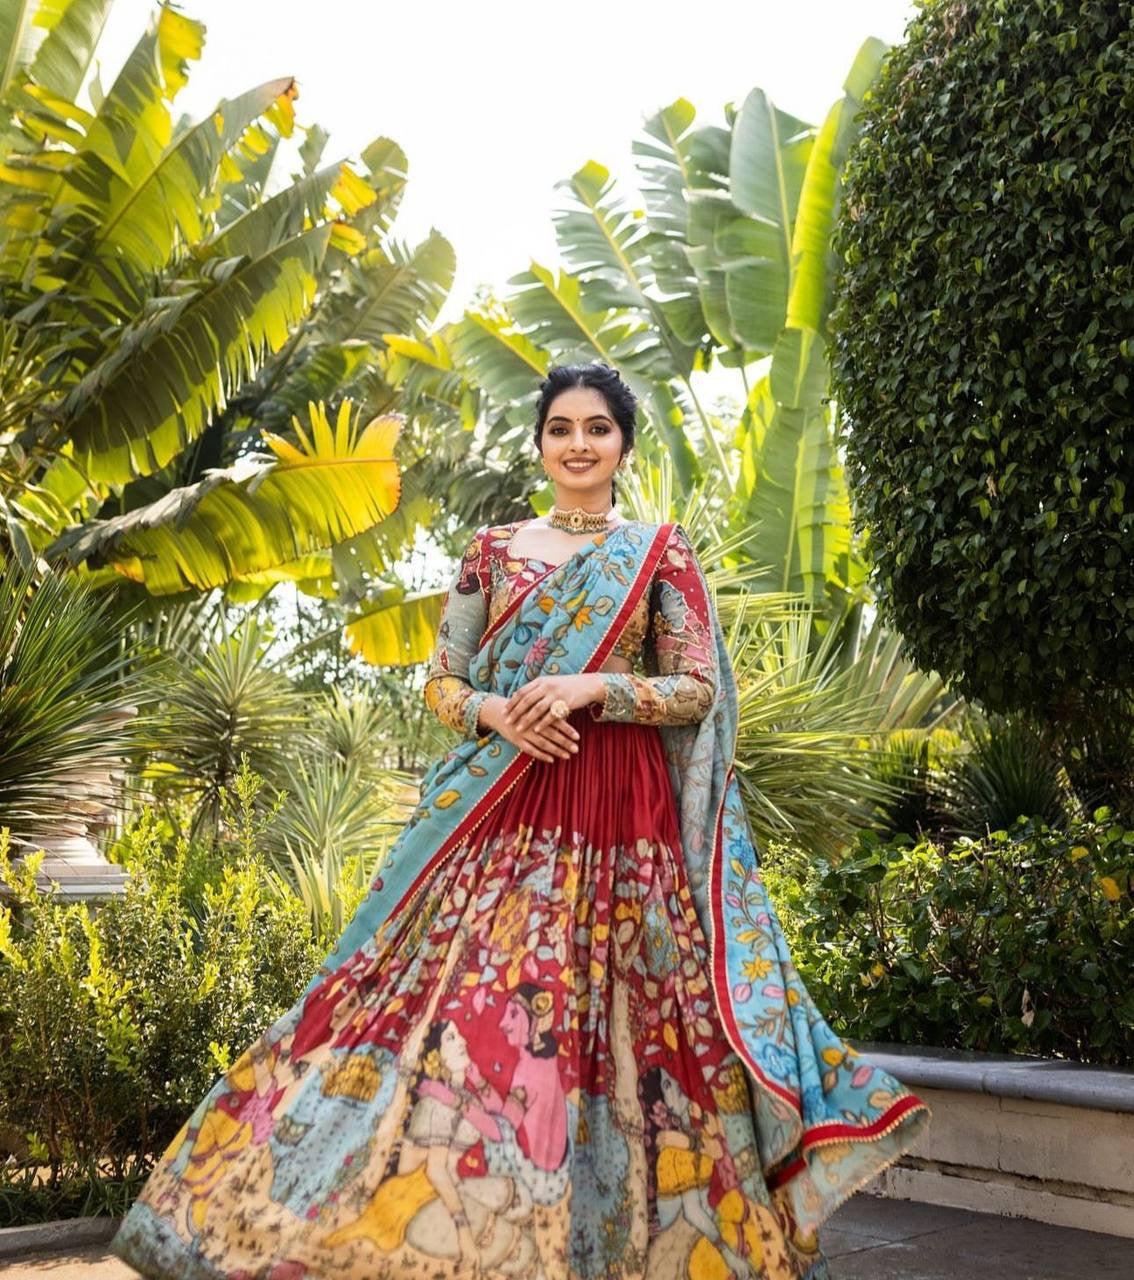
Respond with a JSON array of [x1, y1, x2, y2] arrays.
[[47, 400, 404, 594], [386, 39, 889, 613], [0, 0, 454, 660]]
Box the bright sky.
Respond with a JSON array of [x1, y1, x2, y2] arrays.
[[95, 0, 917, 324]]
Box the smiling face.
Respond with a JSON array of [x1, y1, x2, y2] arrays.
[[538, 385, 626, 508]]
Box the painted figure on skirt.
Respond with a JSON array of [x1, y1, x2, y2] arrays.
[[111, 362, 931, 1279]]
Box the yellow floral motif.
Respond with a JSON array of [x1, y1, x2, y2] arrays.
[[742, 956, 773, 980], [434, 789, 459, 809], [572, 605, 594, 630], [321, 1053, 382, 1102], [614, 899, 642, 925]]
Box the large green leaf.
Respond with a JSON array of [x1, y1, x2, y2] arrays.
[[0, 0, 36, 104], [345, 587, 445, 667], [1, 6, 203, 290], [48, 402, 403, 594], [449, 308, 547, 404], [60, 222, 332, 484], [631, 98, 709, 347], [207, 155, 366, 261], [326, 228, 455, 345], [785, 37, 887, 335], [553, 160, 699, 384], [742, 373, 851, 600], [25, 0, 113, 104], [685, 89, 814, 356], [59, 78, 295, 292], [729, 87, 812, 235]]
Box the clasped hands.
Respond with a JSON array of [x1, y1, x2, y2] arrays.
[[478, 673, 605, 762]]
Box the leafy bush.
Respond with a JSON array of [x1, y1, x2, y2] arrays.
[[933, 715, 1071, 836], [0, 809, 320, 1226], [868, 718, 1073, 842], [830, 0, 1134, 722], [762, 813, 1133, 1065]]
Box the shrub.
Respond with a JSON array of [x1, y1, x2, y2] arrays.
[[762, 812, 1133, 1065], [830, 1, 1134, 725], [0, 811, 320, 1225]]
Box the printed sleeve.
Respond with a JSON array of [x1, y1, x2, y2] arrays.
[[591, 524, 718, 726], [423, 528, 491, 738]]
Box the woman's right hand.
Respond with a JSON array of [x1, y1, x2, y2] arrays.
[[479, 694, 579, 763]]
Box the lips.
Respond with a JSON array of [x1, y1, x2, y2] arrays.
[[563, 460, 596, 471]]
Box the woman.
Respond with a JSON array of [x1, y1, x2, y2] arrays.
[[111, 362, 930, 1280], [324, 1018, 538, 1274]]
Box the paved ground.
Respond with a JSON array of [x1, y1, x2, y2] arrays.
[[820, 1195, 1132, 1278], [1, 1195, 1130, 1278]]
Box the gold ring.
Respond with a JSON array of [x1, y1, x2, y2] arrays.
[[549, 698, 570, 720]]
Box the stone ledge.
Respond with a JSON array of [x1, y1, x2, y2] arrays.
[[0, 1215, 119, 1261], [848, 1042, 1134, 1238], [849, 1039, 1134, 1114]]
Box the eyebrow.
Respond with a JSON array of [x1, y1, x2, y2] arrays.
[[546, 414, 613, 423]]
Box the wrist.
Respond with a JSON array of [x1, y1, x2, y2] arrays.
[[586, 672, 608, 706], [477, 694, 507, 733], [462, 690, 490, 739]]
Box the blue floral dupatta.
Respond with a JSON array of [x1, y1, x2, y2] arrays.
[[301, 518, 929, 1238]]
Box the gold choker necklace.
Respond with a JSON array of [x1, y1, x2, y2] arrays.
[[548, 505, 615, 534]]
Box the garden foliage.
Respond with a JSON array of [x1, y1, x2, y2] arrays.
[[0, 814, 319, 1225], [763, 812, 1134, 1066], [830, 0, 1134, 717]]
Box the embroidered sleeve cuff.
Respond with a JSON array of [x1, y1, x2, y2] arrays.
[[590, 672, 715, 725], [590, 673, 639, 722], [462, 690, 490, 739], [424, 676, 477, 736]]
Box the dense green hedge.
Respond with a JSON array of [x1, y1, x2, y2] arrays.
[[0, 817, 319, 1225], [830, 0, 1134, 717], [763, 813, 1133, 1065]]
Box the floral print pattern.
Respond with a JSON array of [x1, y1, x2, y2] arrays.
[[425, 521, 716, 737], [111, 520, 929, 1280]]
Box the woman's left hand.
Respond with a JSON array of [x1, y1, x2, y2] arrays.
[[505, 674, 600, 734]]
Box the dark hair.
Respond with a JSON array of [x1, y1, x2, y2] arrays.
[[384, 1017, 457, 1178], [508, 982, 559, 1059], [533, 362, 637, 503]]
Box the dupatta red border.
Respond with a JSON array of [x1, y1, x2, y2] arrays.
[[381, 521, 675, 929]]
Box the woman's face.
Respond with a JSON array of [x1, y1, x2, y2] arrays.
[[500, 999, 531, 1051], [439, 1021, 471, 1075], [660, 1069, 685, 1115], [539, 386, 625, 504]]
